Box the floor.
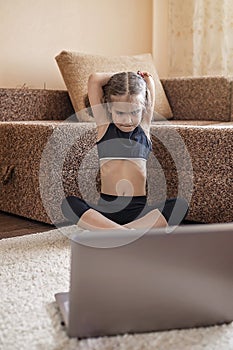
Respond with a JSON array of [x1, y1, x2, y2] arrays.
[[0, 211, 55, 239]]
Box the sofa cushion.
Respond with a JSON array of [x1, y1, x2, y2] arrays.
[[55, 51, 173, 122], [150, 123, 233, 223], [0, 121, 98, 224], [1, 120, 232, 225], [0, 88, 74, 121], [161, 77, 231, 121]]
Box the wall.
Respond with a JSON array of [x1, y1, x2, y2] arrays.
[[152, 0, 169, 78], [0, 0, 152, 90]]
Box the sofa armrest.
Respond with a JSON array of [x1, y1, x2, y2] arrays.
[[161, 76, 232, 122]]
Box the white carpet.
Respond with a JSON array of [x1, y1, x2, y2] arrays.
[[1, 228, 233, 350]]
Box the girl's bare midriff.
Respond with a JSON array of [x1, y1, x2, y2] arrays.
[[100, 159, 147, 196]]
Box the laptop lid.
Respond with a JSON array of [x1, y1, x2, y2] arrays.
[[67, 223, 233, 338]]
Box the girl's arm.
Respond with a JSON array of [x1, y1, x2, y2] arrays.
[[87, 72, 114, 126], [138, 72, 155, 131]]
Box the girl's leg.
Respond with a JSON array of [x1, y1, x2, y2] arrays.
[[61, 196, 127, 230], [77, 208, 128, 230], [157, 198, 189, 225], [123, 197, 189, 229], [123, 209, 167, 229], [61, 195, 188, 231]]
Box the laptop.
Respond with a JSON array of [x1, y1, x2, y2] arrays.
[[55, 223, 233, 338]]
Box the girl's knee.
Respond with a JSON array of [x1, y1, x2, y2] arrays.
[[151, 209, 168, 228], [157, 212, 168, 228]]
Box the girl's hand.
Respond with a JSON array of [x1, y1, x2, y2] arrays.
[[137, 71, 152, 80]]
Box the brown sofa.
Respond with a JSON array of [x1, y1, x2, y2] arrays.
[[0, 76, 232, 225]]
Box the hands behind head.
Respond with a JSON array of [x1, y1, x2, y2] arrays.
[[137, 71, 152, 79]]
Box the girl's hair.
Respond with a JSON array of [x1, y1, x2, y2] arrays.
[[84, 71, 149, 118]]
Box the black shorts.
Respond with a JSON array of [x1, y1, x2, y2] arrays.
[[61, 193, 189, 226]]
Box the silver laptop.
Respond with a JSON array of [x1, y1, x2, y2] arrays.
[[55, 223, 233, 338]]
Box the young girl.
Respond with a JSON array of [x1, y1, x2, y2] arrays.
[[62, 71, 188, 230]]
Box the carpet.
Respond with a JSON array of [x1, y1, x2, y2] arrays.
[[1, 228, 233, 350]]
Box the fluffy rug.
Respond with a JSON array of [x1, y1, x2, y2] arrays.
[[1, 228, 233, 350]]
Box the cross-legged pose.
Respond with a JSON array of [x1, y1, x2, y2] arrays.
[[62, 71, 189, 230]]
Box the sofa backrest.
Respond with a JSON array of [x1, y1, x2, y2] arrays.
[[0, 88, 74, 121], [1, 77, 233, 122]]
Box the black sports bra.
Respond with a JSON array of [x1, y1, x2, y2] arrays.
[[96, 123, 152, 161]]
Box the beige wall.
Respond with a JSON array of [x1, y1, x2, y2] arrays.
[[0, 0, 152, 89], [152, 0, 169, 78]]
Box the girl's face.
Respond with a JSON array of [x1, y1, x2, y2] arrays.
[[109, 94, 145, 132]]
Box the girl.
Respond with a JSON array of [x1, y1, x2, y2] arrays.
[[62, 71, 188, 230]]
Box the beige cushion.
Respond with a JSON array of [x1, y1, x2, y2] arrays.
[[55, 51, 173, 122]]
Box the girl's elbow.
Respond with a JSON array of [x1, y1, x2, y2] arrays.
[[88, 73, 99, 84]]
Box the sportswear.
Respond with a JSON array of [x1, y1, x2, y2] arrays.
[[96, 123, 152, 161], [61, 194, 189, 226]]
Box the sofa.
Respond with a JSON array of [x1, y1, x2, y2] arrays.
[[0, 76, 232, 225]]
